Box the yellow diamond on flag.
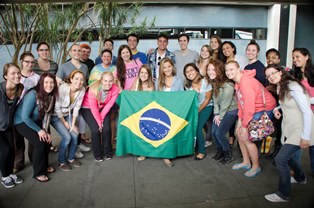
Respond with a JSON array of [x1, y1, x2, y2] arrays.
[[120, 101, 189, 148]]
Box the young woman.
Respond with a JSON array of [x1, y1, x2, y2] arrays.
[[221, 41, 246, 70], [184, 63, 213, 160], [115, 44, 143, 91], [33, 42, 58, 75], [131, 65, 155, 162], [292, 48, 314, 110], [0, 63, 24, 188], [14, 52, 40, 174], [244, 40, 267, 86], [207, 60, 238, 165], [51, 70, 85, 171], [14, 73, 58, 182], [81, 72, 119, 161], [264, 64, 314, 202], [157, 57, 183, 91], [131, 64, 155, 91], [196, 45, 212, 76], [209, 35, 223, 61], [225, 60, 276, 177]]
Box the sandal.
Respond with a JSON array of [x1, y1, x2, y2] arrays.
[[244, 167, 261, 177], [34, 175, 49, 182], [163, 159, 173, 167], [50, 146, 58, 152], [232, 163, 251, 170], [47, 166, 55, 173]]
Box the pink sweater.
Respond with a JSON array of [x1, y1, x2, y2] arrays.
[[82, 84, 119, 128], [235, 70, 276, 128]]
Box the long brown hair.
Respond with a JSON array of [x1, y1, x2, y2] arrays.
[[265, 64, 306, 101], [206, 59, 229, 97], [183, 63, 202, 88], [158, 57, 176, 91], [116, 45, 133, 89], [138, 65, 154, 91], [2, 62, 24, 97], [34, 73, 58, 119]]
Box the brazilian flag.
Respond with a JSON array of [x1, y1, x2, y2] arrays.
[[116, 90, 198, 158]]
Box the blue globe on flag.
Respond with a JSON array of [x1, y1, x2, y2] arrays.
[[139, 108, 171, 141]]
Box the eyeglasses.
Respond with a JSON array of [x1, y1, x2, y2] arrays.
[[38, 49, 49, 52], [23, 60, 35, 64], [265, 71, 279, 80], [157, 56, 161, 66]]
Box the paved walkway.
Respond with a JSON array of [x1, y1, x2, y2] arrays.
[[0, 134, 314, 208]]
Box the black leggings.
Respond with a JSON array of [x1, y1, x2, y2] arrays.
[[81, 108, 112, 159], [0, 128, 15, 177], [15, 123, 50, 177]]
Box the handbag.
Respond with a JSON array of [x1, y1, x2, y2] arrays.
[[247, 87, 275, 142]]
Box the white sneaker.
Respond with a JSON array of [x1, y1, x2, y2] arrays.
[[75, 149, 84, 159], [291, 176, 307, 184], [264, 193, 289, 202], [205, 141, 212, 148], [78, 144, 91, 152]]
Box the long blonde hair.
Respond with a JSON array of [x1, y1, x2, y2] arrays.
[[89, 71, 114, 99], [158, 57, 176, 91]]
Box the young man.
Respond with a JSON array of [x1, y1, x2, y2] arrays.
[[88, 49, 116, 85], [173, 34, 199, 80], [56, 44, 91, 158], [147, 34, 176, 80], [127, 33, 147, 64], [80, 44, 95, 72], [95, 38, 117, 65]]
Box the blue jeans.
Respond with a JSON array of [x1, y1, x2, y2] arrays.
[[212, 110, 238, 151], [51, 115, 78, 164], [275, 144, 306, 200], [196, 106, 213, 154]]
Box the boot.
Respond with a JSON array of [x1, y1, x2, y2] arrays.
[[219, 150, 234, 165], [212, 148, 223, 162]]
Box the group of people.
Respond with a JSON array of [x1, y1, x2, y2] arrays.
[[0, 33, 313, 204]]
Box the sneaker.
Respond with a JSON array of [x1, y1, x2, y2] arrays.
[[78, 144, 91, 152], [264, 193, 289, 202], [9, 174, 23, 184], [75, 149, 84, 159], [205, 141, 212, 148], [68, 159, 81, 167], [105, 154, 113, 161], [95, 158, 104, 162], [58, 163, 71, 171], [1, 177, 15, 188], [291, 176, 307, 184]]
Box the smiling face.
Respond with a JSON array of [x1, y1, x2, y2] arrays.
[[37, 44, 50, 60], [162, 61, 174, 77], [127, 36, 138, 51], [200, 46, 210, 59], [265, 67, 282, 85], [266, 51, 280, 65], [121, 47, 131, 61], [81, 48, 91, 61], [139, 67, 149, 82], [185, 65, 198, 81], [70, 45, 81, 61], [222, 43, 234, 58], [178, 36, 189, 50], [207, 63, 217, 80], [157, 37, 168, 51], [293, 50, 309, 69], [246, 44, 259, 61], [101, 51, 112, 66], [225, 62, 240, 81], [5, 66, 21, 85], [210, 37, 219, 50], [101, 73, 114, 91], [22, 55, 35, 71], [43, 76, 55, 93], [70, 72, 84, 90], [104, 41, 113, 51]]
